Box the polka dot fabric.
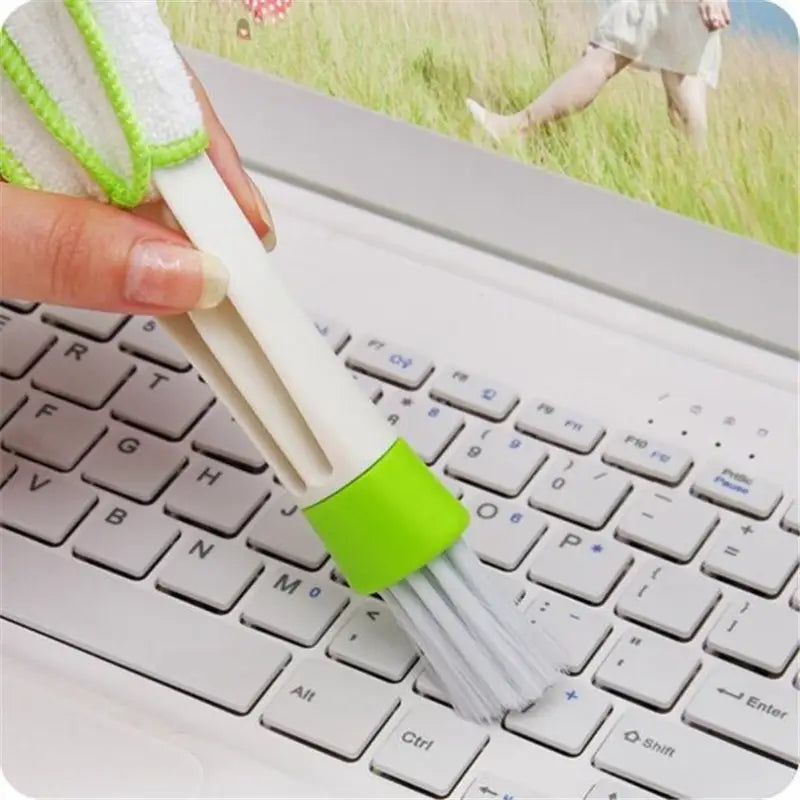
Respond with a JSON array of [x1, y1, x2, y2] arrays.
[[243, 0, 293, 24]]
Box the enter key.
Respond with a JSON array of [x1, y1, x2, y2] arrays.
[[683, 667, 799, 765]]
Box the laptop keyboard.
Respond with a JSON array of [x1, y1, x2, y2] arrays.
[[0, 300, 798, 799]]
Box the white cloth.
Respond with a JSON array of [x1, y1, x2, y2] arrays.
[[590, 0, 722, 86], [1, 0, 203, 203]]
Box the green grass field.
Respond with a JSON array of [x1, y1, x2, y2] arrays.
[[160, 0, 798, 254]]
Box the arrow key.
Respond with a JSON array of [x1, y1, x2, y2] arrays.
[[462, 773, 545, 799], [583, 777, 660, 799], [327, 599, 418, 681]]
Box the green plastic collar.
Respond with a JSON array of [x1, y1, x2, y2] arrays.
[[304, 439, 469, 595]]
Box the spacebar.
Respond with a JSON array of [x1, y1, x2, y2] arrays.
[[593, 710, 795, 799], [0, 533, 290, 713]]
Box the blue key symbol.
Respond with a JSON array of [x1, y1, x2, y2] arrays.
[[389, 353, 412, 370], [482, 387, 497, 401], [309, 586, 321, 598], [566, 690, 579, 701]]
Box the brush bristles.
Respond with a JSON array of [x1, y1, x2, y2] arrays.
[[382, 539, 565, 724]]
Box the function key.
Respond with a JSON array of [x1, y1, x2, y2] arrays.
[[515, 398, 604, 453], [1, 299, 38, 314], [429, 368, 518, 421], [691, 462, 782, 519], [312, 315, 350, 353], [346, 336, 433, 389], [602, 430, 692, 485]]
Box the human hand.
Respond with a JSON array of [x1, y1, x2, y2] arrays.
[[0, 65, 276, 315], [698, 0, 731, 31]]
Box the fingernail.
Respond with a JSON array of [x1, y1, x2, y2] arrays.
[[126, 241, 229, 310], [248, 174, 277, 251]]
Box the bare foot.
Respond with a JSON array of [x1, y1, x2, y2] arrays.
[[466, 98, 523, 142]]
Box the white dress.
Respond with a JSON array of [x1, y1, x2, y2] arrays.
[[590, 0, 722, 86]]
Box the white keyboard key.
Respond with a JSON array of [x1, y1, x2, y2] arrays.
[[313, 315, 350, 352], [0, 312, 56, 378], [528, 527, 633, 604], [593, 709, 794, 799], [692, 462, 782, 519], [446, 428, 547, 497], [616, 561, 721, 639], [439, 474, 464, 500], [429, 368, 518, 421], [702, 520, 799, 596], [81, 425, 186, 503], [0, 532, 290, 713], [1, 299, 38, 313], [463, 774, 544, 800], [247, 495, 328, 570], [0, 453, 17, 486], [505, 680, 612, 755], [583, 778, 660, 799], [72, 501, 179, 578], [705, 597, 799, 675], [241, 565, 349, 646], [2, 393, 106, 470], [602, 430, 692, 485], [111, 368, 213, 440], [414, 668, 450, 705], [40, 306, 127, 341], [462, 490, 547, 570], [782, 500, 799, 534], [616, 490, 718, 562], [31, 337, 134, 409], [526, 589, 612, 673], [0, 379, 27, 426], [684, 667, 799, 764], [157, 535, 263, 612], [0, 463, 96, 544], [382, 392, 464, 465], [261, 659, 398, 760], [516, 398, 604, 453], [164, 458, 270, 537], [371, 705, 489, 796], [118, 316, 191, 371], [346, 336, 433, 389], [594, 630, 700, 710], [191, 403, 266, 472], [351, 372, 383, 402], [327, 599, 418, 681], [529, 456, 632, 529]]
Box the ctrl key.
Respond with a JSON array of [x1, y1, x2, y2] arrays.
[[371, 706, 489, 797]]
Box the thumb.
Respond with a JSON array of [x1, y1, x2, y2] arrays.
[[0, 183, 228, 314]]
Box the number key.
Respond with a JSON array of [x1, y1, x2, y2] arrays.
[[446, 428, 546, 497], [529, 455, 632, 529]]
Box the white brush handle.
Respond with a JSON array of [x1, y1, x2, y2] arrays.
[[154, 156, 394, 507]]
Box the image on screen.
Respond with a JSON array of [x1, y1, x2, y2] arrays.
[[159, 0, 798, 255]]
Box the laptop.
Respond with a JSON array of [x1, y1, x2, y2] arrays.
[[1, 6, 798, 798]]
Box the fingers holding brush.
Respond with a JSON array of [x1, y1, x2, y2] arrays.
[[0, 183, 228, 314]]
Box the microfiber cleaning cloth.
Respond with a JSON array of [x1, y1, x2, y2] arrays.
[[1, 0, 564, 724], [1, 0, 206, 204]]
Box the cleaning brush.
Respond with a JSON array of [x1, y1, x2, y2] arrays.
[[0, 0, 565, 724]]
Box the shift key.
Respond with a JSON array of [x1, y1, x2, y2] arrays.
[[593, 709, 794, 799]]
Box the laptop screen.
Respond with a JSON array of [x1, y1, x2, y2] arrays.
[[159, 0, 797, 257]]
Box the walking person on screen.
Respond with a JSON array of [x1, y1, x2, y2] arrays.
[[467, 0, 730, 148]]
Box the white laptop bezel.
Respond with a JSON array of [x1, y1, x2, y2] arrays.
[[184, 48, 798, 360]]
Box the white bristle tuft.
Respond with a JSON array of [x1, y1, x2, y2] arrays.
[[382, 539, 566, 724]]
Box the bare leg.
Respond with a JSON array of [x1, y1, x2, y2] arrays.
[[661, 70, 708, 148], [467, 44, 632, 140]]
